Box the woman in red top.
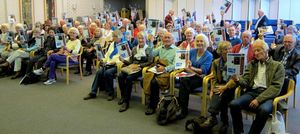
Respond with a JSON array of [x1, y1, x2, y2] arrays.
[[179, 27, 195, 49]]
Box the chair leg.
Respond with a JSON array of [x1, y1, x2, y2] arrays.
[[66, 68, 69, 85], [116, 79, 121, 99], [285, 110, 288, 130], [79, 65, 83, 80], [142, 89, 145, 105], [293, 86, 296, 108]]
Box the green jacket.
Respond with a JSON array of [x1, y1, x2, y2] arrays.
[[226, 58, 285, 103]]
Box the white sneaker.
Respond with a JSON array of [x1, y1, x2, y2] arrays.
[[43, 79, 56, 85], [33, 68, 44, 75]]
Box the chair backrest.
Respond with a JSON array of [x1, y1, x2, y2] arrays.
[[279, 78, 293, 96]]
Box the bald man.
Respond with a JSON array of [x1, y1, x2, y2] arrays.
[[231, 31, 255, 64], [144, 32, 178, 115], [272, 34, 300, 82], [253, 9, 268, 39], [221, 40, 285, 134]]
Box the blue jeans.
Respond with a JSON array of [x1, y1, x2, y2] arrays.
[[90, 65, 117, 96], [229, 89, 273, 134]]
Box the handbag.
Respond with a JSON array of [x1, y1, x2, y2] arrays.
[[121, 64, 141, 75]]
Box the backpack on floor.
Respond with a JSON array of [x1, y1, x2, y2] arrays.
[[19, 72, 40, 85], [156, 95, 180, 125]]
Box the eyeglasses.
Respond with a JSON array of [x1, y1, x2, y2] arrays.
[[284, 41, 293, 44]]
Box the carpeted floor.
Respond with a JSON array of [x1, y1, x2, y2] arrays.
[[0, 72, 299, 134]]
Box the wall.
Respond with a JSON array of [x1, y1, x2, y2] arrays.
[[1, 0, 300, 25]]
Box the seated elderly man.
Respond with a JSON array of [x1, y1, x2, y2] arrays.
[[143, 32, 178, 115], [217, 40, 285, 134], [272, 34, 300, 83]]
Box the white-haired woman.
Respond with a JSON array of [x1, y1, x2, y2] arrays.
[[34, 27, 81, 85], [179, 27, 195, 49], [117, 32, 153, 112], [178, 34, 213, 119]]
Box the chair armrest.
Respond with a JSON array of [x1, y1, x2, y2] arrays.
[[29, 51, 35, 57], [117, 62, 124, 75], [142, 66, 151, 78], [234, 86, 242, 99], [169, 69, 185, 94], [272, 79, 295, 116]]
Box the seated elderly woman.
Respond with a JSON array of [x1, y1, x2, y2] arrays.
[[0, 23, 13, 58], [26, 27, 59, 74], [179, 27, 195, 49], [83, 30, 123, 101], [199, 41, 234, 132], [33, 27, 81, 85], [0, 23, 32, 79], [178, 34, 213, 119], [117, 32, 153, 112]]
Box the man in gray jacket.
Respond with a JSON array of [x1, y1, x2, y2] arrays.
[[217, 40, 285, 134]]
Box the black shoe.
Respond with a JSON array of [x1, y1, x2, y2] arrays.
[[107, 95, 114, 101], [200, 116, 218, 128], [83, 93, 96, 100], [74, 71, 80, 74], [119, 103, 129, 112], [118, 98, 124, 105], [83, 71, 92, 76], [145, 107, 155, 115]]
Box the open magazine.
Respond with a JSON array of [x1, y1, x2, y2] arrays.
[[116, 42, 131, 59], [175, 49, 189, 69], [55, 33, 65, 48], [227, 53, 245, 76]]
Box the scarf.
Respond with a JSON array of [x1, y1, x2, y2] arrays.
[[134, 43, 148, 60]]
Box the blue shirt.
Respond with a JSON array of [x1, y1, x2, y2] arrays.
[[189, 49, 213, 75], [228, 36, 242, 47]]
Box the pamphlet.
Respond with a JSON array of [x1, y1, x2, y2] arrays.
[[227, 53, 245, 76], [175, 49, 189, 69], [55, 33, 65, 48], [116, 42, 131, 59]]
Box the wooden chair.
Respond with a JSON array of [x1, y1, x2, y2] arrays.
[[235, 78, 295, 129], [170, 69, 214, 117], [57, 47, 83, 85]]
